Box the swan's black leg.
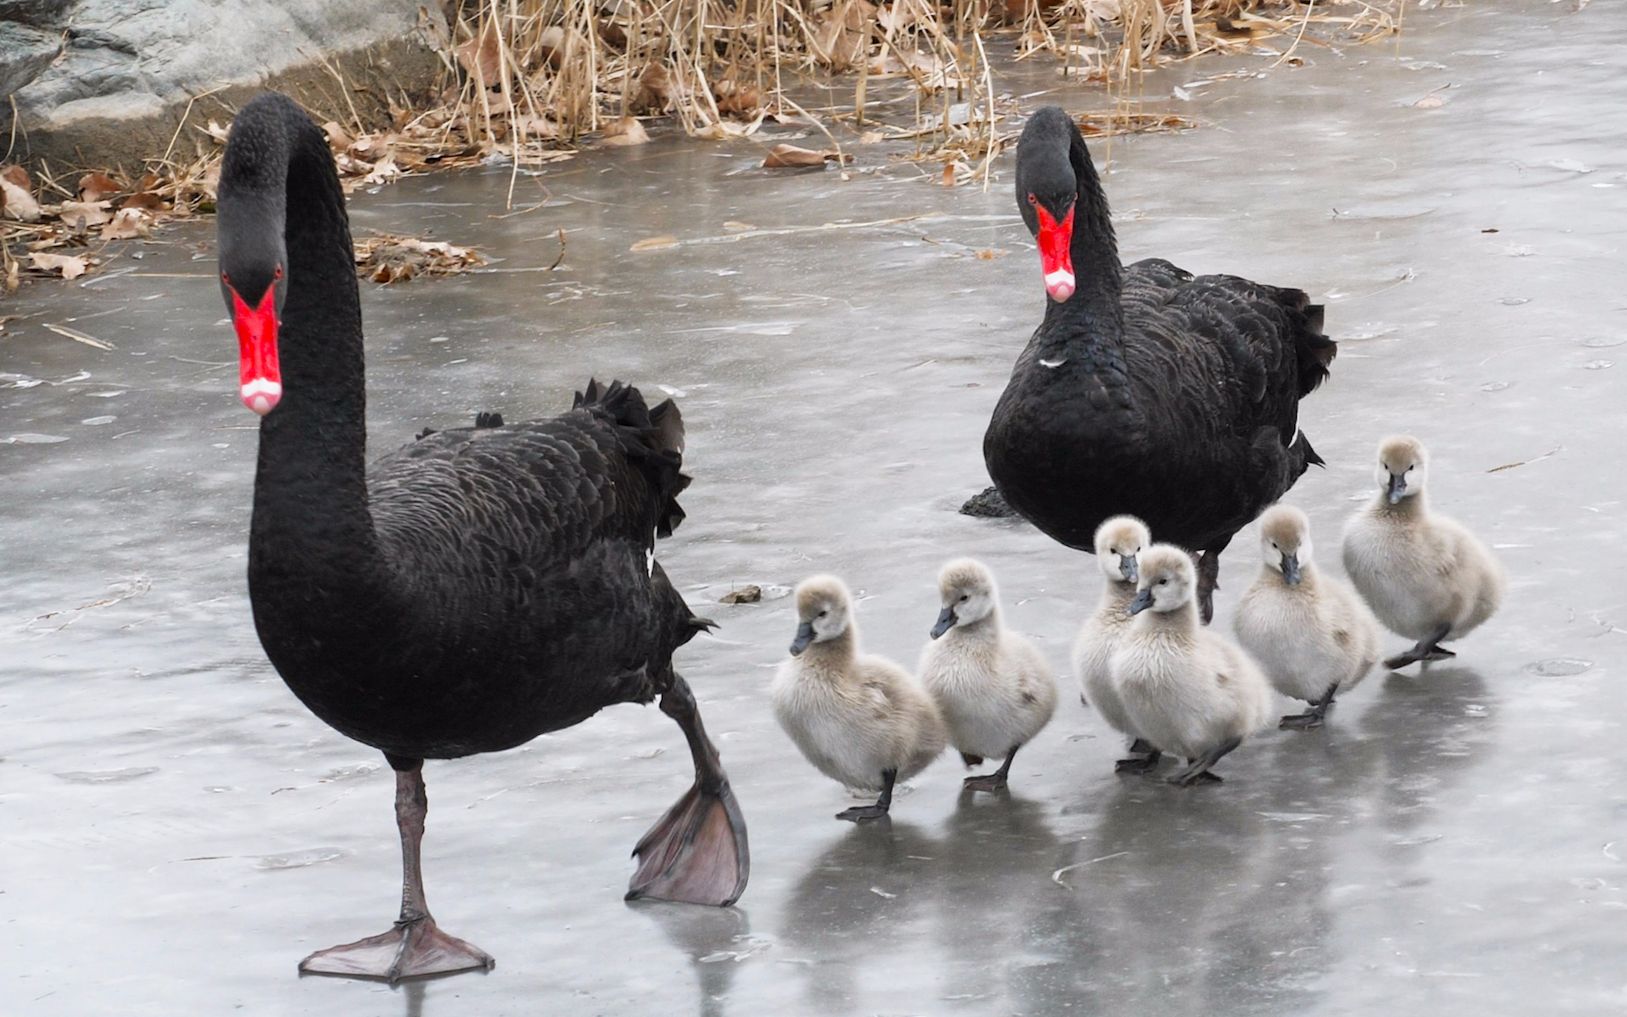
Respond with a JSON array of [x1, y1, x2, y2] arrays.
[[1114, 737, 1163, 774], [838, 769, 897, 822], [963, 745, 1021, 793], [299, 757, 494, 982], [1195, 547, 1224, 625], [1384, 622, 1455, 670], [1168, 737, 1242, 787], [628, 672, 750, 906], [1281, 684, 1339, 730]]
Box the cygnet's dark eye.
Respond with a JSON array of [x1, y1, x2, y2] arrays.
[[1159, 578, 1169, 586], [1407, 465, 1415, 472], [818, 609, 828, 618], [959, 594, 969, 602]]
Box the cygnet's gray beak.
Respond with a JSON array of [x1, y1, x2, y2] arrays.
[[1387, 472, 1407, 505], [789, 621, 816, 656], [1127, 588, 1155, 615], [1119, 554, 1138, 584], [1281, 553, 1302, 586], [930, 606, 957, 639]]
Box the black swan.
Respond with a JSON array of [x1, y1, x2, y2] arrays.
[[216, 92, 748, 982], [982, 106, 1337, 622]]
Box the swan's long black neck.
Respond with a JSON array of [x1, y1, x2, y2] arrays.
[[1040, 132, 1125, 356], [224, 97, 380, 590]]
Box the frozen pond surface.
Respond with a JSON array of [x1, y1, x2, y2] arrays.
[[3, 2, 1624, 1014]]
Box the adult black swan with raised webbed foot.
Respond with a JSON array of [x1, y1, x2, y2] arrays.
[[983, 106, 1337, 623], [216, 92, 748, 982]]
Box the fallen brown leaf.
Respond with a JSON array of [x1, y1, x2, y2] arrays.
[[30, 253, 90, 280], [362, 156, 402, 186], [456, 19, 502, 86], [715, 82, 763, 118], [57, 200, 112, 230], [120, 191, 166, 211], [322, 120, 356, 152], [78, 172, 124, 203], [975, 248, 1009, 260], [762, 143, 848, 169], [633, 62, 679, 114], [536, 26, 586, 69], [602, 117, 651, 146], [719, 585, 762, 604], [1, 165, 41, 222], [630, 235, 678, 252], [101, 207, 151, 241]]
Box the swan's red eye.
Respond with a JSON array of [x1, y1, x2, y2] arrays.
[[274, 265, 284, 280], [221, 271, 231, 285], [1026, 193, 1038, 206]]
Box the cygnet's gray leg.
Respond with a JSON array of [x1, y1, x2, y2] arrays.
[[1195, 548, 1223, 626], [963, 745, 1020, 793], [1168, 737, 1243, 787], [1384, 622, 1456, 670], [1280, 684, 1339, 730], [837, 768, 897, 822], [1114, 738, 1163, 775]]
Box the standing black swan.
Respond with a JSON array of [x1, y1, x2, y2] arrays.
[[983, 107, 1337, 622], [216, 93, 748, 982]]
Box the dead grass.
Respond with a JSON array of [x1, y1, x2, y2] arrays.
[[2, 0, 1408, 292]]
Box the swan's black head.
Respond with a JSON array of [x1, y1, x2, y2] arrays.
[[1016, 107, 1080, 303], [218, 95, 294, 416]]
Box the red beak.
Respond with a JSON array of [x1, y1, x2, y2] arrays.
[[1035, 204, 1076, 302], [231, 287, 282, 415]]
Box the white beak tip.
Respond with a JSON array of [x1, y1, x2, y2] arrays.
[[1044, 269, 1075, 302], [240, 378, 283, 416]]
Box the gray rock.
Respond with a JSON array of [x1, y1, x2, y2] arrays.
[[2, 0, 449, 167]]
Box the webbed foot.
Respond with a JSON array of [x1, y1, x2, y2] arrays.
[[299, 915, 493, 983]]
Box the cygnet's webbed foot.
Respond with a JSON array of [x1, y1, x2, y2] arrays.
[[836, 803, 892, 823], [1166, 738, 1242, 787], [961, 745, 1020, 793], [627, 673, 750, 906], [837, 768, 897, 823], [1385, 645, 1456, 669], [1385, 625, 1455, 670], [299, 916, 494, 983], [1168, 766, 1224, 787], [1280, 685, 1338, 730], [1114, 741, 1163, 775], [962, 773, 1009, 793]]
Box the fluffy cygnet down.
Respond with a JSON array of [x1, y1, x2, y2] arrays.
[[919, 558, 1057, 792], [1341, 435, 1506, 670], [1071, 515, 1162, 772], [1112, 545, 1274, 786], [772, 575, 946, 822], [1235, 505, 1380, 729]]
